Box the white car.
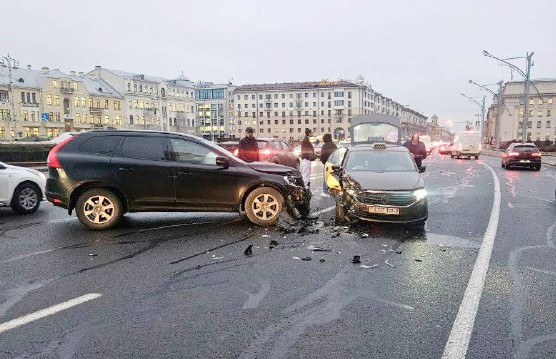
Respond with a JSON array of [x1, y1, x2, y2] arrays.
[[0, 161, 46, 214]]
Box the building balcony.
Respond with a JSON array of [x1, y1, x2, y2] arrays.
[[22, 102, 39, 107], [60, 87, 75, 94], [89, 107, 103, 113]]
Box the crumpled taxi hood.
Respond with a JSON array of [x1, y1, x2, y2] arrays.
[[345, 170, 423, 191]]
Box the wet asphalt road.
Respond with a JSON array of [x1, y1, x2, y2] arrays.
[[0, 153, 555, 359]]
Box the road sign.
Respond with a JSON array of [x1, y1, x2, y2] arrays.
[[41, 113, 49, 122]]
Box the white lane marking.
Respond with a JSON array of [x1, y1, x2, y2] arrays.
[[0, 293, 102, 334], [310, 205, 336, 217], [48, 217, 77, 224], [442, 162, 501, 359]]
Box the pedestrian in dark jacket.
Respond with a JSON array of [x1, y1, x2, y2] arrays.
[[320, 133, 337, 196], [299, 128, 315, 189], [403, 134, 427, 168], [238, 127, 259, 163]]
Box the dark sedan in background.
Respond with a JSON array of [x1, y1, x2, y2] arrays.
[[501, 143, 542, 170]]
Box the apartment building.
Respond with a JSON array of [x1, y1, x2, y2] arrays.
[[89, 67, 196, 134], [231, 80, 425, 141], [496, 79, 556, 143], [195, 82, 235, 140]]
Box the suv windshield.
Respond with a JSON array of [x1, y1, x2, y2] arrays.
[[345, 151, 415, 172]]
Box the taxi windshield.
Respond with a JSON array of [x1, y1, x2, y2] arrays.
[[345, 151, 415, 172]]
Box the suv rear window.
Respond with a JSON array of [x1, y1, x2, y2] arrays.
[[121, 136, 168, 161], [79, 135, 121, 155], [513, 145, 538, 152]]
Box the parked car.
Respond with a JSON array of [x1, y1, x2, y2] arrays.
[[0, 161, 46, 214], [46, 130, 310, 230], [501, 143, 542, 170], [219, 138, 299, 168], [14, 135, 51, 143], [325, 143, 428, 227], [451, 132, 482, 159]]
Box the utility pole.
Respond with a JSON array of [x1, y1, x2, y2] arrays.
[[469, 79, 506, 149], [483, 50, 534, 143], [460, 93, 486, 141], [522, 52, 533, 143], [1, 54, 19, 142]]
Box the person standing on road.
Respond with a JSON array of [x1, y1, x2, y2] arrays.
[[403, 133, 427, 169], [319, 133, 337, 197], [237, 127, 259, 163], [300, 128, 315, 189]]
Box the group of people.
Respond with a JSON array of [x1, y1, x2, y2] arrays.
[[236, 127, 337, 196], [236, 127, 427, 195]]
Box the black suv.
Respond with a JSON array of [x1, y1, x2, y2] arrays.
[[46, 130, 310, 230]]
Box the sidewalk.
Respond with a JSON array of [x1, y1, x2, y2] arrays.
[[482, 149, 556, 167]]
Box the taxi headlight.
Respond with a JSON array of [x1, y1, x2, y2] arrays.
[[346, 189, 358, 197], [413, 188, 427, 201], [284, 175, 301, 187]]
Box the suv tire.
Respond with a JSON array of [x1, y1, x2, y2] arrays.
[[245, 187, 283, 226], [76, 189, 122, 230], [11, 182, 41, 214]]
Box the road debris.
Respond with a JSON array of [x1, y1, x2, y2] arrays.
[[212, 257, 224, 260], [88, 253, 97, 257], [352, 255, 361, 264], [331, 233, 341, 238], [360, 233, 369, 238], [395, 250, 402, 254], [301, 256, 312, 261], [385, 260, 396, 268], [320, 258, 325, 263], [244, 244, 253, 256], [307, 244, 331, 252], [414, 259, 423, 262], [360, 264, 378, 269], [292, 256, 301, 260]]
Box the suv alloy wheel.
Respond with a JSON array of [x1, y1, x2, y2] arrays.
[[245, 187, 284, 226], [76, 189, 122, 230]]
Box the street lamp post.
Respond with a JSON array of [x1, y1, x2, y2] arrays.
[[483, 50, 534, 143], [460, 93, 486, 141], [469, 80, 504, 149], [1, 54, 19, 142]]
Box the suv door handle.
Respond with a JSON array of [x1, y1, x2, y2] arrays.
[[119, 167, 133, 172]]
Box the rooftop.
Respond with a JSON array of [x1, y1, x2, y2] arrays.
[[234, 80, 360, 92]]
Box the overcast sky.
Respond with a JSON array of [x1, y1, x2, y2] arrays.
[[3, 0, 555, 131]]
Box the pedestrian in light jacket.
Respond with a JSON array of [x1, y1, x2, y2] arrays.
[[299, 128, 315, 189]]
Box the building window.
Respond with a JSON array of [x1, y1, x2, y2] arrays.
[[96, 100, 100, 108], [334, 91, 344, 97], [21, 92, 25, 103], [537, 121, 542, 128], [47, 95, 52, 105], [548, 108, 552, 117], [547, 121, 551, 128], [114, 101, 121, 110], [134, 84, 137, 92], [104, 100, 109, 109], [348, 91, 352, 99], [23, 111, 28, 121], [538, 98, 543, 105], [334, 100, 344, 106], [104, 115, 110, 125], [53, 80, 57, 87], [74, 97, 79, 107]]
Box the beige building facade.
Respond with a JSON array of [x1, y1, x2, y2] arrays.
[[497, 79, 556, 143], [231, 80, 423, 141], [89, 67, 196, 134]]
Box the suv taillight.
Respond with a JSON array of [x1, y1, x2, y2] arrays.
[[47, 136, 75, 169], [531, 152, 541, 157]]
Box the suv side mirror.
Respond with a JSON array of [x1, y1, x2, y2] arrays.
[[216, 156, 230, 169], [0, 164, 5, 170], [418, 165, 426, 173]]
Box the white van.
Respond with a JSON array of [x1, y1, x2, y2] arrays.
[[451, 132, 482, 159], [420, 135, 433, 154]]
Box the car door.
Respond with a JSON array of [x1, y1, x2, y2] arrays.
[[168, 137, 239, 210], [0, 163, 16, 205], [325, 148, 348, 192], [111, 135, 175, 209]]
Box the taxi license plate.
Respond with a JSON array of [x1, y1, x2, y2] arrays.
[[519, 160, 531, 163], [366, 206, 399, 215]]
